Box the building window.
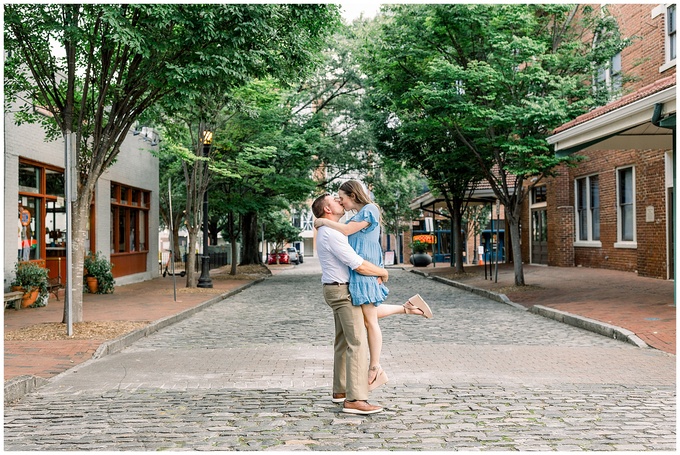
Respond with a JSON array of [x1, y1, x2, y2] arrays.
[[531, 185, 547, 204], [575, 175, 600, 245], [669, 4, 677, 60], [594, 52, 622, 99], [616, 167, 636, 247], [110, 183, 150, 253], [652, 4, 677, 71]]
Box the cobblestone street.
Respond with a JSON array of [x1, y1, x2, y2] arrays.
[[4, 261, 676, 451]]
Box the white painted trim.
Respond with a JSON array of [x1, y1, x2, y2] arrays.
[[659, 59, 676, 73], [574, 241, 602, 248], [614, 241, 638, 249], [547, 87, 676, 150]]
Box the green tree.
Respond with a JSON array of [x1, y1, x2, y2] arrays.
[[5, 4, 340, 314], [361, 4, 628, 284], [365, 159, 423, 264], [156, 149, 187, 263], [262, 211, 302, 264], [294, 25, 377, 189]]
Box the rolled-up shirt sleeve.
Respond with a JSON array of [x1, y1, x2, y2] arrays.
[[327, 229, 364, 270]]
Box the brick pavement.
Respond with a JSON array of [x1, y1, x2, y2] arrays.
[[4, 268, 254, 381], [3, 267, 675, 451], [422, 262, 676, 354], [3, 260, 675, 394]]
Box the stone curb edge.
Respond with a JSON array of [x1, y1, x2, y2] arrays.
[[4, 278, 265, 405], [411, 269, 649, 349]]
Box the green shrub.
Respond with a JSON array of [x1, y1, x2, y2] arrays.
[[10, 262, 48, 306], [410, 240, 429, 254], [84, 251, 115, 294]]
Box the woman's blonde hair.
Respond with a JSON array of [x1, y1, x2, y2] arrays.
[[339, 180, 382, 224]]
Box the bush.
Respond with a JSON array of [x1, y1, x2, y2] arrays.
[[84, 251, 115, 294], [10, 262, 48, 305], [410, 240, 429, 254]]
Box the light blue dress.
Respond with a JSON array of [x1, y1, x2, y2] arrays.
[[347, 204, 389, 306]]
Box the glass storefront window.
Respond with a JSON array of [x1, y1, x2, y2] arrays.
[[110, 182, 150, 254], [19, 163, 40, 193], [18, 196, 41, 261], [45, 198, 67, 255], [118, 209, 126, 253], [46, 169, 65, 197], [139, 212, 147, 251]]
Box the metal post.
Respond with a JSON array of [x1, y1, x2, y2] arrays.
[[197, 137, 213, 288], [168, 179, 177, 300], [494, 199, 500, 283], [394, 195, 399, 265], [64, 132, 75, 336]]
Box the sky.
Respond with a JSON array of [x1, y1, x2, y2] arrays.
[[339, 1, 382, 22]]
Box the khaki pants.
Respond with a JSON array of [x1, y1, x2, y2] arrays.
[[323, 284, 368, 401]]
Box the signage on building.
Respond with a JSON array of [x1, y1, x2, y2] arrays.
[[413, 234, 436, 244]]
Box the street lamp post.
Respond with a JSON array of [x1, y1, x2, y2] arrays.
[[197, 130, 213, 288]]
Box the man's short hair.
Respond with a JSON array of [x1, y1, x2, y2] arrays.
[[312, 193, 331, 219]]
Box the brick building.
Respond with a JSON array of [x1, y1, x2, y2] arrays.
[[524, 4, 676, 279], [4, 116, 160, 289]]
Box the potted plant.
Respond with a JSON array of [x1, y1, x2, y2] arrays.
[[409, 240, 432, 267], [10, 262, 48, 308], [84, 251, 115, 294]]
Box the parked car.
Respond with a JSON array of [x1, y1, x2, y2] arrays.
[[267, 250, 290, 265], [286, 247, 300, 265]]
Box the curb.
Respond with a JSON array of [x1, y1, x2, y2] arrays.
[[4, 278, 265, 405], [4, 375, 49, 405], [410, 269, 650, 349], [411, 269, 526, 311], [529, 305, 649, 349]]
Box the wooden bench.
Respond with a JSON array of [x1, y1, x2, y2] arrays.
[[4, 291, 24, 311], [45, 257, 64, 300], [48, 276, 63, 300]]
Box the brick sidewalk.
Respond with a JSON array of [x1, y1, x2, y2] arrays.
[[4, 262, 675, 387], [4, 269, 255, 381], [421, 263, 676, 354]]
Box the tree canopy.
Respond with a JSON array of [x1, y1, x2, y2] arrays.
[[358, 4, 628, 283], [4, 3, 340, 318]]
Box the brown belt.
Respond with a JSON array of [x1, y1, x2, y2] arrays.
[[323, 282, 349, 286]]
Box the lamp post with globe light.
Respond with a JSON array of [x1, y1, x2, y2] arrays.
[[197, 130, 213, 288]]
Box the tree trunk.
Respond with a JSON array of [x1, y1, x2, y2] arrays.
[[61, 188, 90, 324], [172, 223, 182, 262], [185, 227, 200, 287], [209, 217, 220, 246], [227, 211, 238, 276], [506, 211, 525, 286], [240, 211, 262, 265], [230, 240, 239, 275], [451, 210, 464, 273]]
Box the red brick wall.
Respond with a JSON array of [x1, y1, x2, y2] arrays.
[[605, 4, 676, 88], [635, 149, 669, 278], [568, 148, 667, 278], [521, 4, 674, 279], [580, 4, 676, 90]]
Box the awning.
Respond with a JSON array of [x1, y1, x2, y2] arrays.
[[548, 84, 675, 157], [409, 188, 497, 212]]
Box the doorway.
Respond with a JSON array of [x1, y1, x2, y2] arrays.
[[531, 208, 548, 265]]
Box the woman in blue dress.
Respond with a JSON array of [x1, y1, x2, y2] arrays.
[[314, 180, 433, 391]]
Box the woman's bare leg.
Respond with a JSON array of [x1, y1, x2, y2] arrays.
[[361, 304, 383, 384], [376, 302, 424, 319]]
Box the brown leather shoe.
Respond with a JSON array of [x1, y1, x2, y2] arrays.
[[332, 393, 346, 403], [342, 400, 383, 415]]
